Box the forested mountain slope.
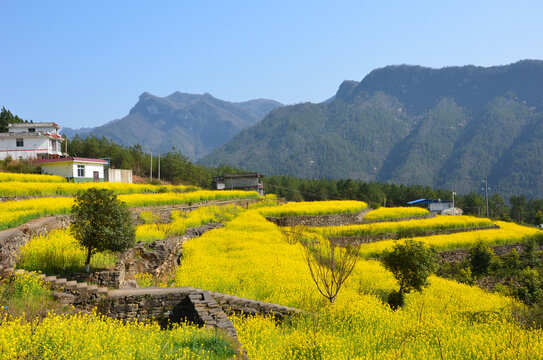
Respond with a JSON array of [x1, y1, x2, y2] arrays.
[[63, 92, 282, 161], [201, 60, 543, 198]]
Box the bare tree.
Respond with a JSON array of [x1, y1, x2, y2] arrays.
[[301, 235, 360, 304], [280, 224, 307, 245]]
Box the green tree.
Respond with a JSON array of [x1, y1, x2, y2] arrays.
[[510, 195, 527, 223], [469, 242, 494, 276], [382, 240, 439, 309], [70, 188, 135, 272], [0, 107, 26, 133]]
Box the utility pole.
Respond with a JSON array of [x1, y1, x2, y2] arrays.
[[452, 191, 456, 209], [158, 153, 160, 181], [150, 150, 153, 182], [485, 178, 489, 218]]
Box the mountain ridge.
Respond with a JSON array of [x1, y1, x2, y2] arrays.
[[62, 92, 283, 160], [201, 60, 543, 198]]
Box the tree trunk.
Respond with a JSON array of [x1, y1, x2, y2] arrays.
[[85, 247, 92, 273]]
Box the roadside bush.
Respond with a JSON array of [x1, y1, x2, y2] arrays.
[[469, 243, 494, 276]]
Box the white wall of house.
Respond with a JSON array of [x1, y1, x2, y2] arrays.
[[71, 163, 104, 180], [0, 136, 52, 160], [41, 162, 74, 178]]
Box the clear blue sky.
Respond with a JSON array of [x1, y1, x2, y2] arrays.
[[2, 1, 543, 128]]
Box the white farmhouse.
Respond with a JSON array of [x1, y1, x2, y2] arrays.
[[36, 157, 108, 182], [0, 122, 64, 160]]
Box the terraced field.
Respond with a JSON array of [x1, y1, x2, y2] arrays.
[[1, 175, 543, 359]]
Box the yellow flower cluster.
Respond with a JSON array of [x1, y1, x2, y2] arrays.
[[136, 205, 241, 243], [175, 206, 543, 359], [0, 311, 236, 359], [358, 220, 540, 257], [0, 197, 74, 230], [364, 206, 430, 220], [0, 190, 258, 230], [118, 190, 259, 207], [17, 228, 117, 273], [306, 215, 493, 237], [0, 172, 65, 183], [0, 180, 196, 196], [257, 200, 367, 217]]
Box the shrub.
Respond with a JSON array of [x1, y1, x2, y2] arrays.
[[382, 240, 439, 309], [469, 243, 495, 276], [387, 290, 404, 310]]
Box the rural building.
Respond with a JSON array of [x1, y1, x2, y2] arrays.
[[0, 122, 64, 160], [407, 198, 455, 215], [36, 157, 108, 182], [106, 168, 133, 183], [213, 173, 265, 196]]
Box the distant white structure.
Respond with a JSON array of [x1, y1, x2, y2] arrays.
[[106, 168, 133, 184], [36, 157, 108, 182], [0, 122, 64, 160], [407, 198, 458, 215], [213, 173, 265, 196]]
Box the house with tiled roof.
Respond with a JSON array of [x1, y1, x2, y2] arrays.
[[36, 157, 109, 182]]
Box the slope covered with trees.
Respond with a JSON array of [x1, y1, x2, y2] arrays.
[[201, 60, 543, 198], [63, 92, 282, 161]]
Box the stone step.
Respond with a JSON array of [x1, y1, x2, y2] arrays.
[[44, 275, 57, 283], [87, 285, 98, 293], [36, 273, 46, 279], [76, 282, 88, 292], [55, 278, 67, 286], [65, 280, 78, 289], [97, 287, 108, 296]]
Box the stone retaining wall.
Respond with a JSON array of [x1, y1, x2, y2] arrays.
[[0, 216, 70, 269], [96, 287, 300, 339]]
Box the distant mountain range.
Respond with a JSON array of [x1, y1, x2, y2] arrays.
[[62, 92, 283, 160], [200, 60, 543, 198]]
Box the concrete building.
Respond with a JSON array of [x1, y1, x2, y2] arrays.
[[407, 198, 456, 215], [0, 122, 64, 160], [36, 157, 108, 182], [106, 168, 133, 184], [213, 173, 265, 196]]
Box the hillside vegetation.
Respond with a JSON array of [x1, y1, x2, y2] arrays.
[[201, 60, 543, 198], [63, 92, 283, 160]]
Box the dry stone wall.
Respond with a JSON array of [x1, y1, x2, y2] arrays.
[[0, 215, 70, 269]]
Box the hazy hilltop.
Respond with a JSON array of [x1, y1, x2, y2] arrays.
[[201, 60, 543, 198], [63, 92, 283, 160]]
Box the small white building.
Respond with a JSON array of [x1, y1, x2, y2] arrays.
[[0, 122, 64, 160], [36, 157, 108, 182], [213, 173, 265, 196]]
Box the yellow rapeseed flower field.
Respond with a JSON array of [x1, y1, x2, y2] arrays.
[[0, 180, 196, 196], [257, 200, 367, 217], [175, 206, 543, 359], [358, 220, 540, 257], [0, 311, 236, 359], [364, 206, 430, 220], [0, 172, 66, 183], [0, 190, 259, 230], [306, 215, 493, 238], [17, 228, 117, 273]]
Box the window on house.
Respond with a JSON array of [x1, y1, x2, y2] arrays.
[[51, 139, 57, 151], [16, 139, 24, 147], [77, 165, 85, 177], [28, 128, 35, 133]]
